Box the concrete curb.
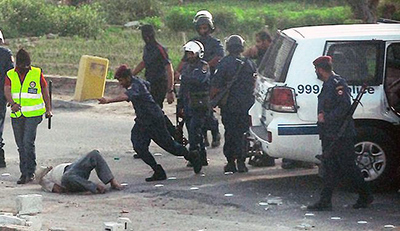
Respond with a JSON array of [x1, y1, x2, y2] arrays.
[[45, 75, 123, 97]]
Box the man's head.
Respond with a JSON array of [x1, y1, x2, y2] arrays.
[[313, 56, 333, 81], [16, 48, 31, 70], [255, 31, 272, 50], [225, 35, 245, 55], [183, 40, 204, 64], [193, 10, 214, 36], [114, 64, 132, 88], [141, 24, 156, 44]]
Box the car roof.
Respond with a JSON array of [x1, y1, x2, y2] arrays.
[[283, 23, 400, 40]]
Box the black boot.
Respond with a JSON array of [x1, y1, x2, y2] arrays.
[[186, 150, 202, 174], [353, 194, 374, 209], [307, 200, 332, 211], [237, 159, 248, 173], [224, 161, 237, 173], [145, 165, 167, 182], [211, 132, 221, 148], [0, 148, 6, 168]]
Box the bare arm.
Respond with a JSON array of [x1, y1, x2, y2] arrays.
[[174, 60, 185, 80], [208, 56, 222, 69], [98, 92, 129, 104], [4, 85, 21, 112], [166, 63, 175, 104], [42, 86, 52, 117], [132, 61, 145, 76]]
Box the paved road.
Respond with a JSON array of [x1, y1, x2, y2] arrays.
[[0, 100, 399, 231]]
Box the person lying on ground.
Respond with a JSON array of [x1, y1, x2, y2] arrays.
[[36, 150, 123, 194]]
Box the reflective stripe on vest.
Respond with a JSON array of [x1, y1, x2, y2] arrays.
[[7, 67, 45, 118]]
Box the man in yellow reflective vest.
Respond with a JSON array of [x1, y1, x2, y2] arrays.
[[4, 48, 52, 184]]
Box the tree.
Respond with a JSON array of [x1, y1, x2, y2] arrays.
[[346, 0, 380, 23]]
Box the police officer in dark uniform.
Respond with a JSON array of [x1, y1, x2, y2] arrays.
[[307, 56, 373, 211], [179, 41, 210, 165], [98, 65, 201, 182], [176, 10, 223, 149], [132, 25, 176, 140], [211, 35, 257, 173], [0, 30, 14, 168]]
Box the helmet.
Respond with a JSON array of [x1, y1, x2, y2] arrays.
[[193, 10, 213, 22], [225, 35, 245, 53], [193, 10, 215, 32], [0, 30, 4, 43], [183, 40, 204, 59]]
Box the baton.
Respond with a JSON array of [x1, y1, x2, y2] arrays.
[[48, 80, 52, 129]]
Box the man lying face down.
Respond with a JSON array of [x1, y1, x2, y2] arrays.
[[36, 150, 123, 194]]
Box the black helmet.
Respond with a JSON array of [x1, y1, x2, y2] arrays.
[[225, 35, 245, 53], [193, 10, 215, 32]]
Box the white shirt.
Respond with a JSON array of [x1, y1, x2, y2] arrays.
[[40, 163, 70, 192]]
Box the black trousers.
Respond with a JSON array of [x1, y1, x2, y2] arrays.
[[319, 137, 371, 203], [221, 111, 249, 162], [131, 120, 189, 170]]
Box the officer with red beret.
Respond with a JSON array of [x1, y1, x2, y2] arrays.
[[307, 56, 373, 211]]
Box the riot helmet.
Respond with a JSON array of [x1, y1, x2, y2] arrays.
[[193, 10, 215, 33], [193, 10, 213, 22], [225, 35, 245, 54], [183, 40, 204, 59]]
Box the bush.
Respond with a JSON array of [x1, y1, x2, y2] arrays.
[[0, 0, 104, 38], [95, 0, 162, 25]]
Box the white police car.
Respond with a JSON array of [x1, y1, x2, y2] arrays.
[[249, 23, 400, 187]]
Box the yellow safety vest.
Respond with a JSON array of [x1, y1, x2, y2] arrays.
[[7, 67, 46, 118]]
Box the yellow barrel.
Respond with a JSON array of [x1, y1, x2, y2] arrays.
[[73, 55, 109, 101]]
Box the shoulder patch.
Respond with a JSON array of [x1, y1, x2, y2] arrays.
[[336, 86, 344, 96]]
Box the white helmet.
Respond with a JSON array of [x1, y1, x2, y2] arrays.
[[183, 40, 204, 59], [193, 10, 213, 22], [0, 30, 4, 44]]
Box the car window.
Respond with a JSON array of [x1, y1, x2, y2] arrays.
[[325, 41, 384, 86], [258, 32, 296, 82], [385, 43, 400, 114]]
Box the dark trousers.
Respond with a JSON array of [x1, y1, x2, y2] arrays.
[[61, 150, 113, 193], [187, 110, 206, 153], [11, 116, 42, 176], [131, 120, 188, 170], [0, 96, 6, 148], [319, 137, 371, 203], [203, 110, 219, 139], [150, 80, 176, 137], [221, 111, 249, 162]]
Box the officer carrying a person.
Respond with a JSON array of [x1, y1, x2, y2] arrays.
[[98, 65, 202, 182], [0, 30, 14, 168], [176, 10, 223, 150], [307, 56, 373, 211], [211, 35, 257, 173], [179, 40, 210, 166]]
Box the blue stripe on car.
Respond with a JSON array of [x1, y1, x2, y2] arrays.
[[278, 124, 318, 135]]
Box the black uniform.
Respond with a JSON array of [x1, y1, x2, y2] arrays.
[[0, 46, 14, 167], [179, 60, 210, 164], [316, 74, 371, 206], [212, 55, 256, 164], [190, 35, 224, 144], [127, 76, 189, 170]]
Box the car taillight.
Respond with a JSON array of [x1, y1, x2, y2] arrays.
[[268, 86, 297, 113], [267, 131, 272, 142]]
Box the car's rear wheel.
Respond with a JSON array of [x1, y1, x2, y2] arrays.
[[355, 126, 398, 189]]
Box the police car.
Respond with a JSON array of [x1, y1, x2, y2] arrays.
[[249, 23, 400, 187]]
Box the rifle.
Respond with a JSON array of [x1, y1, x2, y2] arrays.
[[209, 58, 245, 108], [47, 80, 52, 129], [174, 84, 187, 145], [316, 83, 368, 161]]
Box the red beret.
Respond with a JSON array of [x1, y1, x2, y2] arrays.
[[313, 56, 332, 66], [115, 64, 130, 78]]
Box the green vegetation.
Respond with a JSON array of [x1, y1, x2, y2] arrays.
[[1, 0, 396, 77]]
